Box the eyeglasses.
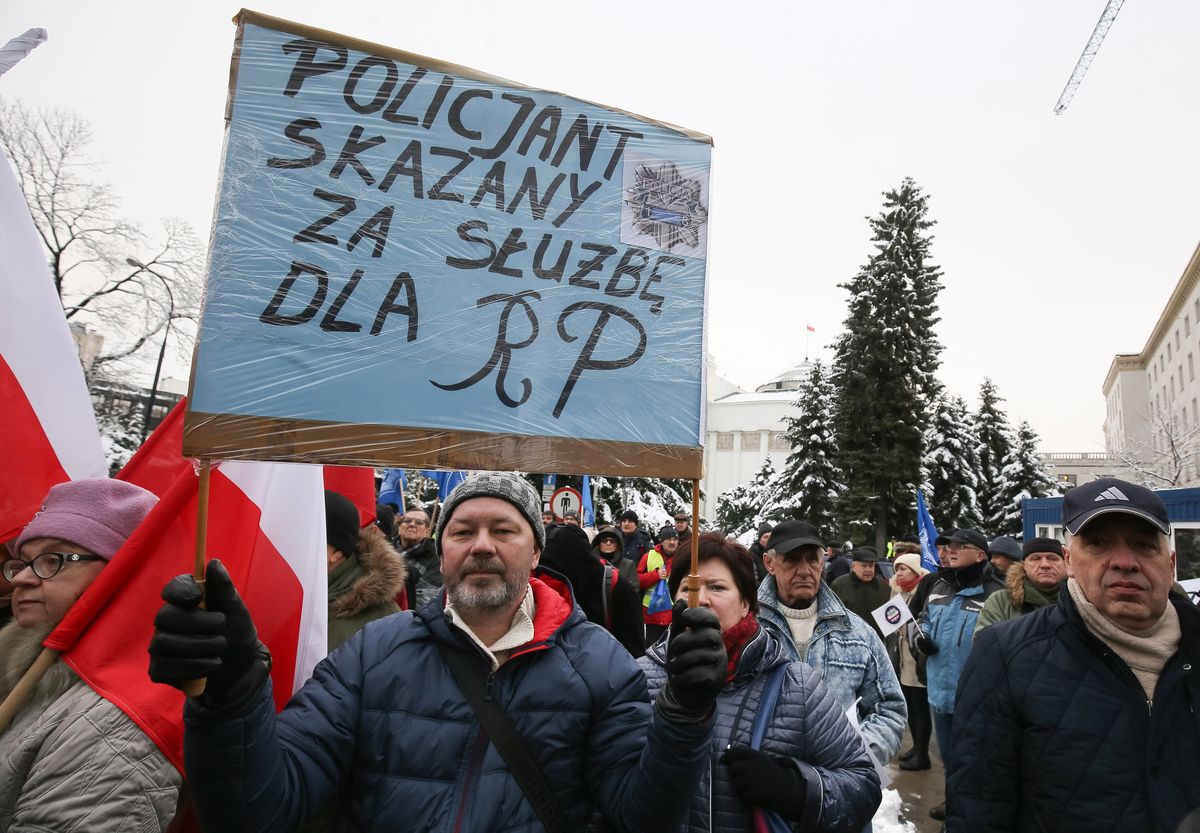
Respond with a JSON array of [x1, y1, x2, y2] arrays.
[[399, 517, 427, 527], [3, 552, 105, 581], [945, 543, 981, 554]]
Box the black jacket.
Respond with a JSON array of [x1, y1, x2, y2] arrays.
[[948, 589, 1200, 833], [541, 526, 645, 657]]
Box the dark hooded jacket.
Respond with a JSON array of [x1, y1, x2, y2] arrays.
[[400, 537, 441, 611], [540, 526, 645, 657], [948, 590, 1200, 833], [638, 624, 881, 833], [327, 527, 406, 652], [593, 528, 639, 590], [183, 572, 713, 833]]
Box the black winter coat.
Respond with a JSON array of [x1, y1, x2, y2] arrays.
[[948, 589, 1200, 833]]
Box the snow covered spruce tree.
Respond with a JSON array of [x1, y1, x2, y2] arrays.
[[832, 178, 945, 550], [975, 378, 1017, 536], [999, 420, 1058, 536], [922, 393, 983, 531], [775, 360, 841, 532], [715, 458, 782, 538], [593, 476, 693, 532]]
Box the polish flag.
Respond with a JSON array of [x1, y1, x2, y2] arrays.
[[0, 150, 106, 540], [43, 406, 327, 772], [323, 465, 377, 528], [806, 324, 816, 333]]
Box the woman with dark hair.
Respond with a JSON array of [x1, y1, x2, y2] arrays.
[[638, 533, 880, 832], [540, 525, 645, 657]]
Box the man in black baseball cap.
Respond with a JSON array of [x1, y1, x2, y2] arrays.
[[950, 477, 1200, 831], [756, 520, 906, 766]]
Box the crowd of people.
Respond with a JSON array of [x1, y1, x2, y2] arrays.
[[1, 473, 1198, 832]]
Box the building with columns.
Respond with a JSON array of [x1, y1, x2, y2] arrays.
[[701, 358, 811, 520]]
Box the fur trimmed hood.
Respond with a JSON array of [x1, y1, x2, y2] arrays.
[[1006, 562, 1027, 608], [330, 527, 407, 620]]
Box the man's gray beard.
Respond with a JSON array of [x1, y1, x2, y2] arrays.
[[447, 571, 525, 614]]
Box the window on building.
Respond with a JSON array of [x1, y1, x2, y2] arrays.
[[1193, 398, 1197, 426], [1188, 314, 1193, 337], [1168, 342, 1174, 361], [1191, 354, 1196, 382], [1177, 331, 1182, 350]]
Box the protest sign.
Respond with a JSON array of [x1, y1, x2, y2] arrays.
[[184, 11, 712, 478], [871, 597, 914, 638]]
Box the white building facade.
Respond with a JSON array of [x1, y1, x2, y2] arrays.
[[700, 359, 811, 519], [1103, 241, 1200, 485]]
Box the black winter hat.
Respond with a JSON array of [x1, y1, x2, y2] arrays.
[[325, 490, 360, 558], [594, 527, 625, 548], [851, 546, 879, 563], [658, 525, 679, 540], [987, 536, 1023, 561], [618, 509, 639, 524], [1022, 537, 1065, 558]]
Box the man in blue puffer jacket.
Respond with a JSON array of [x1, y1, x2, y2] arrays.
[[148, 473, 727, 833]]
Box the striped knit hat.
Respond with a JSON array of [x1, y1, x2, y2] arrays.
[[434, 473, 545, 554]]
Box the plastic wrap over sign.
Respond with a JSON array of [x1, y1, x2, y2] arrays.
[[185, 11, 711, 479]]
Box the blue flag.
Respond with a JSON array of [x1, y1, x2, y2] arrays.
[[422, 470, 467, 498], [916, 490, 941, 572], [581, 475, 596, 528], [378, 469, 407, 511]]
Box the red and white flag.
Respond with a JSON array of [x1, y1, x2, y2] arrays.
[[0, 150, 106, 540], [806, 324, 816, 333], [323, 465, 377, 528], [44, 403, 327, 771]]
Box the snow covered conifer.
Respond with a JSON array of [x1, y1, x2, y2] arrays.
[[832, 178, 944, 549], [776, 360, 841, 532], [922, 394, 983, 531], [975, 378, 1017, 536], [999, 420, 1058, 536]]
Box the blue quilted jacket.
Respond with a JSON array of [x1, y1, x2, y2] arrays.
[[639, 625, 881, 833], [183, 574, 713, 833], [948, 588, 1200, 833]]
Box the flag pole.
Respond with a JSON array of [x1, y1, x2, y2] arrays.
[[688, 479, 701, 608], [182, 460, 212, 697]]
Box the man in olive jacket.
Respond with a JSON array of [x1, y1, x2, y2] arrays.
[[973, 537, 1066, 639], [949, 479, 1200, 833]]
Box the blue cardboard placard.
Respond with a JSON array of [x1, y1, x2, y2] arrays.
[[187, 12, 711, 476]]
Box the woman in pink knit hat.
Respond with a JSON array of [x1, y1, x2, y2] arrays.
[[0, 478, 181, 831]]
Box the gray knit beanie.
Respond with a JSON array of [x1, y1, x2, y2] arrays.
[[434, 472, 545, 554]]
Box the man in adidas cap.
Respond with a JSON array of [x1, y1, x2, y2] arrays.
[[949, 477, 1200, 832]]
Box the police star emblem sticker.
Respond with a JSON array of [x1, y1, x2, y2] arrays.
[[622, 161, 708, 255]]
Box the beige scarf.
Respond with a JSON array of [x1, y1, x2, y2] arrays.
[[1068, 578, 1181, 700]]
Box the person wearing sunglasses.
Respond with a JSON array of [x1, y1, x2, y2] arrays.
[[0, 478, 180, 831]]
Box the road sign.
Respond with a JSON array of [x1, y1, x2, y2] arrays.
[[549, 486, 583, 521]]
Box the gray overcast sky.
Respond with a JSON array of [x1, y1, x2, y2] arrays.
[[4, 0, 1199, 452]]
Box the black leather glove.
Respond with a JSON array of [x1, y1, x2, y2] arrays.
[[657, 600, 726, 721], [149, 560, 270, 711], [722, 745, 807, 819], [915, 632, 938, 656]]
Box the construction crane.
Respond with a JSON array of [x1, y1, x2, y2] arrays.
[[1053, 0, 1125, 114]]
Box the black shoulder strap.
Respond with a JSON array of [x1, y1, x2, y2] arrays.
[[435, 641, 568, 833]]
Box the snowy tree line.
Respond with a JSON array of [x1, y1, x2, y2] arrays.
[[716, 179, 1058, 546]]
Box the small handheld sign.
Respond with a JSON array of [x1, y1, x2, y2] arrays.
[[871, 598, 914, 638]]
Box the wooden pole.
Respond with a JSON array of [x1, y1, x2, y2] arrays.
[[0, 646, 60, 733], [688, 479, 701, 608], [182, 460, 212, 697]]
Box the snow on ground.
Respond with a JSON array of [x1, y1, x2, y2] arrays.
[[873, 788, 917, 833]]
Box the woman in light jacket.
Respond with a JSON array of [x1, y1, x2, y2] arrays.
[[638, 533, 881, 833], [889, 547, 931, 771]]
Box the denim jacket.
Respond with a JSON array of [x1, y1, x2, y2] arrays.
[[757, 578, 906, 762]]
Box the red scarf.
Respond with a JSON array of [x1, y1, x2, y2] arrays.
[[722, 611, 759, 682], [895, 572, 921, 593]]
